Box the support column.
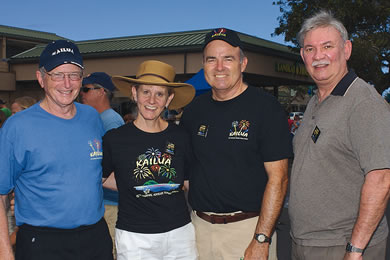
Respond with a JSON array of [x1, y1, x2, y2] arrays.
[[0, 37, 8, 72]]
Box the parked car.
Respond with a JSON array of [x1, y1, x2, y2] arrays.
[[289, 112, 304, 120]]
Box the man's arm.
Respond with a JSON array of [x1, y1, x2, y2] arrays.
[[0, 194, 14, 260], [183, 180, 189, 192], [344, 169, 390, 260], [244, 158, 289, 260], [102, 172, 118, 191]]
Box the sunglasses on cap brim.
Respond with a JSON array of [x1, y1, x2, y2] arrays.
[[80, 86, 102, 93]]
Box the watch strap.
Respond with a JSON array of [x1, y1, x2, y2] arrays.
[[346, 242, 365, 255]]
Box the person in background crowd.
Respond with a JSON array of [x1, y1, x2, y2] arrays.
[[287, 113, 294, 132], [290, 115, 301, 136], [0, 98, 12, 118], [0, 40, 113, 260], [11, 96, 37, 115], [123, 112, 137, 124], [0, 109, 6, 128], [103, 60, 197, 259], [81, 72, 125, 258], [180, 28, 293, 260], [81, 72, 124, 131], [289, 11, 390, 260]]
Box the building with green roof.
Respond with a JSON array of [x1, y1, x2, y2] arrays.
[[1, 26, 312, 112]]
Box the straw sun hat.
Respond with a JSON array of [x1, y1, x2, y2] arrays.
[[112, 60, 195, 110]]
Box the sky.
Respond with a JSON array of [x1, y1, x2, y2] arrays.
[[1, 0, 290, 45]]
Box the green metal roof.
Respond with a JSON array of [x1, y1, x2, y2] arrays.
[[0, 24, 67, 42], [78, 30, 207, 54], [10, 28, 299, 62]]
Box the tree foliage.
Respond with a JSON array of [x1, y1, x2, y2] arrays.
[[272, 0, 390, 94]]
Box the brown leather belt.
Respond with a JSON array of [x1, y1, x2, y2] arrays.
[[196, 211, 259, 224]]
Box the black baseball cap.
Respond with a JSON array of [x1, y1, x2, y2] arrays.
[[39, 40, 84, 72], [203, 28, 242, 49]]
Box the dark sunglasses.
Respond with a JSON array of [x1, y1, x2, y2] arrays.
[[81, 87, 101, 93]]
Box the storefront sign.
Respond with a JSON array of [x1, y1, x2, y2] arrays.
[[275, 62, 309, 77]]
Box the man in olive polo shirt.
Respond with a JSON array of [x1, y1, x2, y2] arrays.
[[289, 11, 390, 260]]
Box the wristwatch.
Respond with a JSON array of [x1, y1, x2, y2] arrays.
[[254, 233, 271, 244], [346, 242, 365, 255]]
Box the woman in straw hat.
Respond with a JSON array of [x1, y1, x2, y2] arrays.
[[102, 60, 198, 260]]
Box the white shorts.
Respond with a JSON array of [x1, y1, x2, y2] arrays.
[[115, 223, 198, 260]]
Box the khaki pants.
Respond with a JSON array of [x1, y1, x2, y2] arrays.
[[104, 205, 118, 259], [191, 211, 277, 260]]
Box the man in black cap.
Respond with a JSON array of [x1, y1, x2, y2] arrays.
[[181, 28, 293, 260], [0, 40, 113, 260], [81, 72, 124, 258]]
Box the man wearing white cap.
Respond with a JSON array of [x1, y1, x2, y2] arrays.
[[0, 40, 113, 260]]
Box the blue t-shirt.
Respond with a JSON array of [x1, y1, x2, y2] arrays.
[[100, 108, 125, 205], [0, 102, 105, 228], [100, 108, 124, 133]]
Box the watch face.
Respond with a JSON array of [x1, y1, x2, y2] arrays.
[[255, 233, 270, 244], [257, 234, 266, 242]]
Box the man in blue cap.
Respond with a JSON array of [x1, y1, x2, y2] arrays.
[[0, 40, 113, 260], [81, 72, 124, 132], [81, 72, 124, 257]]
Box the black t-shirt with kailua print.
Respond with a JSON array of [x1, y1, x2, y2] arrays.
[[181, 86, 293, 213], [102, 122, 191, 234]]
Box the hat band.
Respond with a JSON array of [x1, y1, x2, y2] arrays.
[[137, 73, 170, 83]]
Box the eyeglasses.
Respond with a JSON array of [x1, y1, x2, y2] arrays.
[[45, 71, 83, 81], [81, 87, 102, 93]]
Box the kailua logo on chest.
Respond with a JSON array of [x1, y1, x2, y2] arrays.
[[228, 120, 250, 140], [88, 139, 103, 160], [133, 147, 180, 198]]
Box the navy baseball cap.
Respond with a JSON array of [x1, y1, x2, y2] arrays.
[[203, 28, 242, 49], [39, 40, 84, 71], [82, 72, 116, 92]]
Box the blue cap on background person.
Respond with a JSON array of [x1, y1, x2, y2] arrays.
[[203, 28, 242, 49], [82, 72, 116, 92], [39, 40, 84, 71]]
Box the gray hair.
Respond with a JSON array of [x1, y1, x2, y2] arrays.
[[239, 49, 246, 63], [39, 67, 46, 78], [92, 83, 114, 101], [297, 10, 349, 47]]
